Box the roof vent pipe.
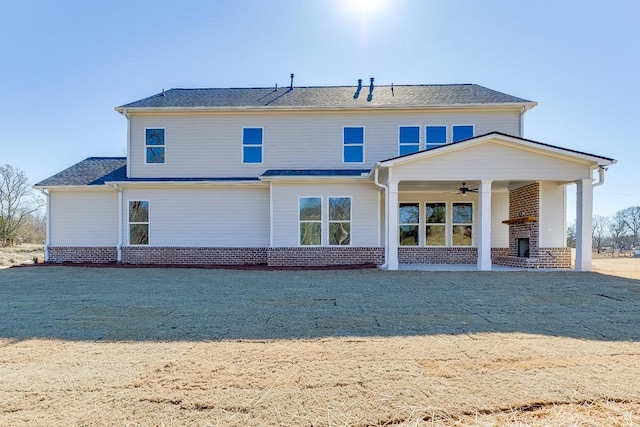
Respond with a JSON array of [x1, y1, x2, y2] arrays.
[[290, 73, 294, 90], [367, 77, 374, 101], [354, 79, 363, 99]]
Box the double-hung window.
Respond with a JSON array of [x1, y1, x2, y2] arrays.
[[242, 127, 263, 163], [129, 201, 149, 245], [452, 202, 473, 246], [425, 202, 447, 246], [329, 197, 351, 246], [399, 203, 419, 246], [299, 197, 322, 245], [145, 128, 165, 164], [343, 127, 364, 163], [399, 126, 420, 156], [425, 126, 447, 150], [452, 125, 474, 142]]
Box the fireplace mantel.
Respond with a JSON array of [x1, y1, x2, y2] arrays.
[[502, 216, 537, 225]]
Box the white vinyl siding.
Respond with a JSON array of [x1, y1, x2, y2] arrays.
[[272, 182, 379, 247], [120, 186, 269, 247], [539, 181, 567, 247], [392, 141, 593, 182], [50, 190, 118, 246], [128, 110, 522, 178]]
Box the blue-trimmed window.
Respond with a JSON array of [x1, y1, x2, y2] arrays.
[[343, 127, 364, 163], [426, 126, 447, 150], [242, 127, 263, 163], [145, 129, 165, 164], [452, 125, 474, 142], [399, 126, 420, 156]]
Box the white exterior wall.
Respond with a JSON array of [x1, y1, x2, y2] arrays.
[[539, 181, 566, 247], [121, 185, 269, 247], [271, 181, 379, 247], [491, 191, 510, 247], [50, 190, 118, 246], [128, 109, 521, 178], [392, 142, 593, 182]]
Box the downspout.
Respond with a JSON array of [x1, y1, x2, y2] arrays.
[[373, 165, 388, 269], [124, 109, 131, 178], [39, 189, 51, 262], [519, 106, 528, 137], [592, 166, 607, 187], [113, 184, 123, 261]]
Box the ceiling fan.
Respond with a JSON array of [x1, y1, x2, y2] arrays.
[[457, 182, 478, 195]]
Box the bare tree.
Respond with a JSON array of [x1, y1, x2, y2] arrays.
[[617, 206, 640, 247], [592, 215, 609, 253], [566, 220, 576, 248], [0, 164, 43, 246], [608, 214, 628, 256]]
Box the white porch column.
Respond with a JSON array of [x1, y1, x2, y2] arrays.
[[477, 180, 492, 271], [575, 178, 593, 271], [387, 180, 399, 270]]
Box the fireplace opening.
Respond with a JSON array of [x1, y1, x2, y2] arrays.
[[517, 238, 530, 258]]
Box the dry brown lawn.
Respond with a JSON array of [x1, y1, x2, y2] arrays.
[[0, 244, 43, 267], [0, 255, 639, 425]]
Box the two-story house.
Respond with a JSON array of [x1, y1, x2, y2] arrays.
[[35, 80, 616, 271]]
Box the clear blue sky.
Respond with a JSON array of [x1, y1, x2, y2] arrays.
[[1, 0, 638, 219]]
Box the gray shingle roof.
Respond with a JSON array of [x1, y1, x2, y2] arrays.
[[261, 169, 371, 177], [117, 84, 533, 110], [36, 157, 127, 186]]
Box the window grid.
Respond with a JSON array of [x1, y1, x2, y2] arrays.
[[145, 128, 165, 164], [398, 126, 420, 156], [128, 200, 149, 245], [425, 125, 447, 150], [343, 126, 364, 163], [242, 127, 263, 164]]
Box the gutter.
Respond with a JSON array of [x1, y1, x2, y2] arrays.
[[373, 165, 388, 269], [113, 184, 123, 261], [38, 189, 51, 262]]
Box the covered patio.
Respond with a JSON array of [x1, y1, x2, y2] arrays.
[[374, 133, 616, 271]]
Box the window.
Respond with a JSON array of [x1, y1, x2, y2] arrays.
[[299, 197, 322, 245], [399, 126, 420, 156], [329, 197, 351, 245], [129, 201, 149, 245], [399, 203, 419, 246], [425, 202, 446, 246], [242, 127, 263, 163], [425, 125, 447, 150], [452, 202, 473, 246], [343, 127, 364, 163], [452, 125, 474, 142], [145, 128, 165, 164]]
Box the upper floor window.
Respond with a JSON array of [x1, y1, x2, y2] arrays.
[[145, 128, 165, 164], [425, 125, 447, 150], [329, 197, 351, 246], [452, 125, 474, 143], [242, 127, 263, 163], [399, 126, 420, 156], [343, 127, 364, 163]]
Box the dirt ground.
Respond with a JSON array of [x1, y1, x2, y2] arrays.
[[0, 256, 639, 425]]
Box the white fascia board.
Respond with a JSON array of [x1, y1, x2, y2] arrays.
[[114, 102, 537, 115], [32, 185, 117, 192], [379, 133, 615, 168]]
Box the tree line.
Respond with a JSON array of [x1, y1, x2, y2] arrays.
[[567, 206, 640, 254], [0, 164, 45, 246]]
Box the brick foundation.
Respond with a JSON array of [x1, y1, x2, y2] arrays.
[[399, 247, 477, 264], [121, 247, 268, 265], [268, 247, 384, 267], [48, 247, 117, 263]]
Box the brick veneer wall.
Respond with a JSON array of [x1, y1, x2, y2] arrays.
[[508, 182, 540, 257], [494, 247, 571, 268], [267, 247, 384, 267], [48, 247, 117, 263], [399, 247, 510, 264], [121, 247, 268, 265]]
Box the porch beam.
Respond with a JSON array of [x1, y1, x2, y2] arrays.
[[387, 180, 399, 270], [477, 180, 492, 271], [575, 178, 593, 271]]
